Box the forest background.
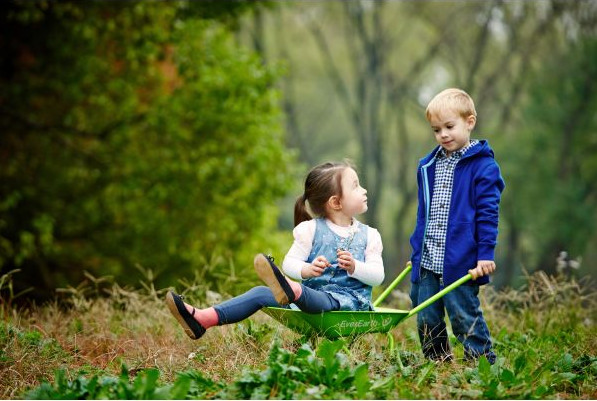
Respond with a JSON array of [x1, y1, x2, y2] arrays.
[[1, 0, 596, 303]]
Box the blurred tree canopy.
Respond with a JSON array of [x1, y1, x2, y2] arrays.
[[238, 0, 597, 286], [2, 0, 596, 301], [508, 37, 597, 272], [0, 1, 295, 300]]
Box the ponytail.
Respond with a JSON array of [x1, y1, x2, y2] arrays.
[[294, 194, 312, 227]]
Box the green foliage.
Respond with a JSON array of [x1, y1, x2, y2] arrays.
[[0, 1, 295, 298], [10, 268, 597, 399], [25, 366, 224, 400], [228, 339, 377, 399], [9, 267, 596, 399], [233, 1, 597, 282], [0, 322, 69, 374], [23, 335, 597, 399], [24, 340, 382, 400], [502, 37, 597, 271], [177, 0, 277, 25], [234, 318, 277, 344], [447, 349, 597, 399]]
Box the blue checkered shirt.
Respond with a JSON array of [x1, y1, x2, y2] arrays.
[[421, 140, 479, 274]]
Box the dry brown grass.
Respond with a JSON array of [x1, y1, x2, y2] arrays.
[[1, 282, 307, 398], [2, 277, 414, 398], [1, 269, 595, 399]]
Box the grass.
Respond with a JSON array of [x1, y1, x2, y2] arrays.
[[1, 268, 596, 399]]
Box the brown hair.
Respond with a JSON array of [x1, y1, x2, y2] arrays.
[[294, 161, 353, 227]]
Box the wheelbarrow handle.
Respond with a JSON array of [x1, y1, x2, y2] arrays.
[[406, 273, 473, 319], [372, 261, 412, 307]]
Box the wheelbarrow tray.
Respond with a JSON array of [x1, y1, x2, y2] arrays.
[[261, 263, 473, 339], [262, 306, 409, 339]]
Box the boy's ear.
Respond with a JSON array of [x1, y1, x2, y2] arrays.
[[467, 114, 477, 130], [328, 195, 342, 211]]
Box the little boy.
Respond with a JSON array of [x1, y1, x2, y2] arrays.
[[409, 88, 505, 364]]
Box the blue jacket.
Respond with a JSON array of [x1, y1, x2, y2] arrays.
[[409, 140, 505, 286]]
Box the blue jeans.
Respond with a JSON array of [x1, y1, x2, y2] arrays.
[[410, 268, 496, 364], [214, 285, 340, 324]]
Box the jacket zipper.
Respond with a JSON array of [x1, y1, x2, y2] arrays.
[[419, 158, 435, 277]]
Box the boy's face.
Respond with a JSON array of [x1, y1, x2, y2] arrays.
[[428, 110, 476, 157]]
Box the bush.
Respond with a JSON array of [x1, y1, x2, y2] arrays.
[[0, 2, 296, 299]]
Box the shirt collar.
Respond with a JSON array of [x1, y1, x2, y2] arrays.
[[435, 139, 479, 160]]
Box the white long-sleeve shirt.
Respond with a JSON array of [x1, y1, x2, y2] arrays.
[[282, 218, 385, 286]]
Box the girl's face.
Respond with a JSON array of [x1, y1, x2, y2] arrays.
[[339, 168, 368, 217], [429, 110, 476, 157]]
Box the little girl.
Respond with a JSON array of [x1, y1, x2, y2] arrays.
[[166, 161, 385, 340]]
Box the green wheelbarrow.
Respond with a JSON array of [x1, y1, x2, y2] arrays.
[[261, 262, 473, 339]]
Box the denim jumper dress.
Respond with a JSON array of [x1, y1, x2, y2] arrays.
[[302, 218, 372, 311]]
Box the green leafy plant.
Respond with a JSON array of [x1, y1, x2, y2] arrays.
[[25, 365, 223, 400], [227, 339, 379, 399]]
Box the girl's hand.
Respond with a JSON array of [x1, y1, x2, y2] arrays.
[[468, 260, 496, 279], [301, 255, 330, 279], [337, 250, 355, 275]]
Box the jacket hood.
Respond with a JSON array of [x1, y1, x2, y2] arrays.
[[419, 139, 495, 166]]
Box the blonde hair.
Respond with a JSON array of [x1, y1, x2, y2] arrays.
[[426, 88, 477, 121]]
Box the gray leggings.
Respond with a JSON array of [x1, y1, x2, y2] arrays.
[[214, 285, 340, 325]]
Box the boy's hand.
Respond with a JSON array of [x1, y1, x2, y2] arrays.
[[301, 255, 330, 279], [468, 260, 496, 279], [337, 250, 356, 275]]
